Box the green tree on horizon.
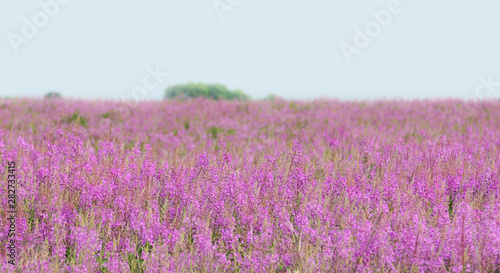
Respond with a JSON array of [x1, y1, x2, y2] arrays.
[[45, 91, 61, 99], [165, 82, 250, 101]]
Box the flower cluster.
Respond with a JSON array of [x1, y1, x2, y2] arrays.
[[0, 98, 500, 272]]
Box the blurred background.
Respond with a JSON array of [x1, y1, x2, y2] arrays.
[[1, 0, 499, 100]]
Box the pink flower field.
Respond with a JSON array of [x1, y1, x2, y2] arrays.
[[1, 98, 500, 272]]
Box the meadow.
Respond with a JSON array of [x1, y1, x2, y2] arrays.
[[0, 98, 499, 272]]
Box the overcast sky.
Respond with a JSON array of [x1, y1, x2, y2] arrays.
[[1, 0, 499, 100]]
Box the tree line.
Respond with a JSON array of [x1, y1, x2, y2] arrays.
[[44, 83, 279, 101]]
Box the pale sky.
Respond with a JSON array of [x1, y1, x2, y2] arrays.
[[1, 0, 499, 100]]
